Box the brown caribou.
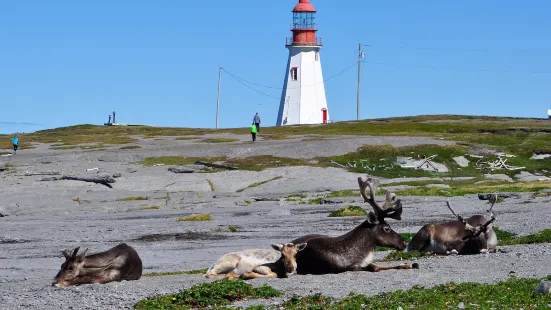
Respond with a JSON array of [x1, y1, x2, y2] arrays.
[[205, 243, 307, 280], [407, 194, 498, 255], [53, 243, 143, 287], [290, 176, 419, 275]]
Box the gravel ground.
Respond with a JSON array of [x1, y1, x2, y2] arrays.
[[1, 135, 550, 309]]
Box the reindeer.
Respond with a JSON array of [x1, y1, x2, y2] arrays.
[[407, 194, 498, 255], [290, 176, 419, 275], [53, 243, 143, 287], [204, 243, 307, 280]]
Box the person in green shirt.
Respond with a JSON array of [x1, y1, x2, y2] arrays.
[[250, 124, 257, 142]]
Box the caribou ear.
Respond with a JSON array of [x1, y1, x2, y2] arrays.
[[71, 247, 80, 258], [367, 211, 379, 225], [296, 243, 307, 252], [271, 244, 284, 251], [62, 250, 71, 260]]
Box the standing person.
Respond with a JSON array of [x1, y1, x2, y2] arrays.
[[250, 123, 257, 142], [11, 135, 19, 153], [252, 113, 261, 132]]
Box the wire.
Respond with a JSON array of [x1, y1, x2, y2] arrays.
[[366, 61, 551, 75], [363, 44, 548, 54], [221, 50, 359, 90], [223, 71, 280, 100]]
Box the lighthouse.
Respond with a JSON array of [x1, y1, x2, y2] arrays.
[[276, 0, 329, 126]]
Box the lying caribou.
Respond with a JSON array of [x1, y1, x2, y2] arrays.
[[53, 243, 143, 287], [205, 242, 307, 280], [407, 194, 498, 255], [290, 176, 419, 275]]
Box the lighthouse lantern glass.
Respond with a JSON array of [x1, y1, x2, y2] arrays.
[[293, 12, 316, 29]]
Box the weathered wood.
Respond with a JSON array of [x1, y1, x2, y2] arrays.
[[40, 175, 115, 188], [168, 166, 202, 174], [251, 197, 280, 202], [195, 161, 237, 170]]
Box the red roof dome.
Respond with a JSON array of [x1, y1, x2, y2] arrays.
[[293, 0, 316, 12]]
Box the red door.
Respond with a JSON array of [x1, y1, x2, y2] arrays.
[[322, 108, 328, 124]]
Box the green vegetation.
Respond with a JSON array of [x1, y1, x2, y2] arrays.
[[394, 181, 551, 197], [119, 196, 148, 201], [381, 250, 435, 261], [272, 276, 551, 310], [134, 279, 281, 309], [308, 197, 324, 205], [176, 213, 212, 222], [136, 156, 226, 167], [326, 189, 361, 198], [328, 206, 367, 217], [225, 156, 310, 171], [236, 176, 283, 193], [496, 227, 551, 246], [175, 137, 198, 141], [143, 269, 207, 277], [200, 138, 239, 143], [141, 205, 161, 211]]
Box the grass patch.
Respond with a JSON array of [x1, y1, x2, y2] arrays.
[[261, 134, 289, 140], [119, 145, 142, 150], [328, 206, 367, 217], [199, 138, 239, 143], [496, 227, 551, 246], [141, 205, 161, 210], [134, 279, 282, 309], [119, 196, 148, 201], [176, 213, 212, 222], [326, 189, 361, 198], [143, 269, 207, 277], [236, 176, 282, 193], [175, 137, 198, 141], [50, 144, 106, 150], [225, 156, 310, 171], [136, 156, 227, 167], [308, 197, 324, 205], [276, 276, 551, 309], [394, 181, 551, 197], [207, 179, 215, 192], [381, 250, 435, 261]]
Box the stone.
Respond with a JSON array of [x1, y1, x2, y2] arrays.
[[112, 173, 122, 178], [535, 281, 551, 295], [515, 171, 550, 182], [484, 174, 513, 182], [453, 156, 470, 168]]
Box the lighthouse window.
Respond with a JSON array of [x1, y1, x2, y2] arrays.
[[291, 67, 298, 81]]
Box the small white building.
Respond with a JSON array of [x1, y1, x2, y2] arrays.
[[276, 0, 329, 126], [548, 109, 551, 119]]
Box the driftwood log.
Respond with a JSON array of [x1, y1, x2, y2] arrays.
[[0, 164, 5, 172], [40, 175, 115, 188], [195, 161, 237, 170]]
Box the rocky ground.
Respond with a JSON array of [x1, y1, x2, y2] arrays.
[[1, 134, 550, 310]]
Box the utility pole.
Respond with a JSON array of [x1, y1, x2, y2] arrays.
[[216, 66, 222, 129], [356, 43, 362, 121]]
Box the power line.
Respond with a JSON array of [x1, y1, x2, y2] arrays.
[[222, 69, 280, 100], [221, 51, 359, 91], [364, 44, 548, 54], [366, 61, 551, 75]]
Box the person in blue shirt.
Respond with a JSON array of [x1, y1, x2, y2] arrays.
[[252, 113, 261, 132], [11, 136, 19, 153]]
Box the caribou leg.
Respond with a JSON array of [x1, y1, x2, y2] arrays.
[[241, 266, 278, 280], [365, 263, 419, 272]]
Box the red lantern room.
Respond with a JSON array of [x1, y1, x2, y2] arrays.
[[286, 0, 322, 46]]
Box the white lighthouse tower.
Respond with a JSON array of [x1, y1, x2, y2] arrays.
[[276, 0, 329, 126]]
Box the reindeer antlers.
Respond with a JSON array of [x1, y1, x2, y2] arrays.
[[358, 176, 403, 221], [445, 200, 475, 232]]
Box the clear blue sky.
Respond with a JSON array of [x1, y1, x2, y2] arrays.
[[1, 0, 550, 134]]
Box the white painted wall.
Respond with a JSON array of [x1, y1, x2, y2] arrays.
[[277, 45, 329, 126]]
